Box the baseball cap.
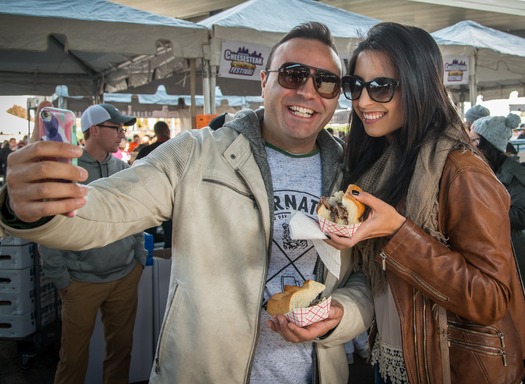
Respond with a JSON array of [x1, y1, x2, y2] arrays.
[[81, 104, 136, 132]]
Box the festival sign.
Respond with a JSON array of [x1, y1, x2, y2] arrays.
[[443, 55, 469, 86], [218, 40, 271, 81]]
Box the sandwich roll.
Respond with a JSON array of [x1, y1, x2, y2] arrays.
[[267, 280, 326, 316], [316, 184, 366, 225]]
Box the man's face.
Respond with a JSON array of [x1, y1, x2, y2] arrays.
[[260, 38, 341, 154], [95, 122, 127, 153]]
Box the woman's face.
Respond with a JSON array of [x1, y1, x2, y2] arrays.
[[352, 50, 405, 140]]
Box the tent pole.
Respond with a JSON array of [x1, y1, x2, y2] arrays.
[[210, 66, 217, 115], [202, 60, 212, 115], [190, 58, 197, 130], [469, 53, 477, 106]]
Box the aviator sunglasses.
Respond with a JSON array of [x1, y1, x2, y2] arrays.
[[342, 75, 399, 103], [264, 62, 341, 99]]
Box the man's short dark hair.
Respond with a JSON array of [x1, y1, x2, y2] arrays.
[[153, 121, 170, 139], [266, 22, 338, 70]]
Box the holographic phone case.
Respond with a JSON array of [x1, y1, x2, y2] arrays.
[[39, 107, 78, 165]]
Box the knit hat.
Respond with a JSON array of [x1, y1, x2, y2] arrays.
[[465, 104, 490, 123], [473, 113, 522, 152], [80, 104, 136, 132]]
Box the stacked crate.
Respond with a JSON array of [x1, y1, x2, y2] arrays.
[[0, 236, 60, 339]]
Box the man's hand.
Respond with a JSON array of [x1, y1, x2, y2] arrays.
[[267, 300, 343, 343], [6, 141, 88, 223]]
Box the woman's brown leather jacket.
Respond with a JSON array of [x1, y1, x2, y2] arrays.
[[380, 150, 525, 383]]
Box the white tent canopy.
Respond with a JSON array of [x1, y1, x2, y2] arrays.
[[199, 0, 380, 60], [431, 20, 525, 104], [0, 0, 209, 98], [198, 0, 380, 112]]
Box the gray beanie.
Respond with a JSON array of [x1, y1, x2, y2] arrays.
[[465, 104, 490, 123], [473, 113, 522, 152]]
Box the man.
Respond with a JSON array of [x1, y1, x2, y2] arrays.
[[38, 103, 147, 384], [136, 120, 171, 159], [136, 120, 172, 248], [0, 22, 373, 384], [127, 133, 141, 153]]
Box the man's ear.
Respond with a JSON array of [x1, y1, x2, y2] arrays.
[[260, 71, 268, 97]]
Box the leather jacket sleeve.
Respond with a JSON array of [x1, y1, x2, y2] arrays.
[[381, 150, 513, 325]]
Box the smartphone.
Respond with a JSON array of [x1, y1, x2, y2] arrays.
[[38, 107, 78, 166]]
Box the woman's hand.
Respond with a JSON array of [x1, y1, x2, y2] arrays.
[[324, 189, 406, 249]]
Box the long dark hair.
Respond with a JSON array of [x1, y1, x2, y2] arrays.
[[478, 136, 507, 173], [342, 22, 466, 206]]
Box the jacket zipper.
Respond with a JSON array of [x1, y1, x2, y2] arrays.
[[380, 251, 449, 302], [449, 339, 507, 366], [448, 320, 506, 366], [229, 168, 268, 382], [448, 320, 505, 348]]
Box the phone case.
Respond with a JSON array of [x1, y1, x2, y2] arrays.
[[38, 107, 78, 165]]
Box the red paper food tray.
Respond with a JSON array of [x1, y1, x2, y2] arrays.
[[317, 216, 361, 238], [285, 296, 331, 327]]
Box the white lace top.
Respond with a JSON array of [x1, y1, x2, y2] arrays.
[[370, 287, 408, 384]]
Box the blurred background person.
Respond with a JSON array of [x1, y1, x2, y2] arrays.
[[469, 113, 525, 282], [127, 133, 140, 153], [0, 137, 19, 181], [464, 104, 490, 131], [113, 138, 131, 163]]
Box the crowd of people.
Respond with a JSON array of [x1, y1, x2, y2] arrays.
[[0, 20, 524, 384], [0, 136, 27, 183]]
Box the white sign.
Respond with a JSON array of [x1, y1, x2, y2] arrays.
[[218, 40, 271, 81], [443, 55, 469, 86]]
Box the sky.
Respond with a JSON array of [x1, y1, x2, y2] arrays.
[[0, 95, 31, 113], [0, 95, 35, 139]]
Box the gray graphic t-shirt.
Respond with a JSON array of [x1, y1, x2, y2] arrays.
[[250, 144, 322, 384]]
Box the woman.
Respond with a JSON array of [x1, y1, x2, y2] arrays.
[[327, 22, 525, 383], [469, 113, 525, 283]]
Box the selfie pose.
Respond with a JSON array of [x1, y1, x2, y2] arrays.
[[0, 22, 373, 384]]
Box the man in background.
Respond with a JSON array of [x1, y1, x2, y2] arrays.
[[39, 103, 146, 384], [127, 134, 140, 153]]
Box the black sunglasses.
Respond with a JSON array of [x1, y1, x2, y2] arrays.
[[342, 75, 399, 103], [265, 62, 341, 99]]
